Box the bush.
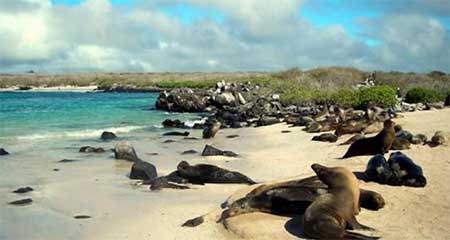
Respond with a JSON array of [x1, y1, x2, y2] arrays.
[[358, 86, 397, 109], [405, 88, 445, 103], [330, 88, 359, 107]]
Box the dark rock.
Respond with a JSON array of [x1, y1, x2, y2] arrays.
[[74, 215, 91, 219], [53, 168, 60, 171], [156, 88, 208, 112], [147, 153, 159, 156], [182, 150, 198, 155], [13, 187, 34, 194], [129, 160, 157, 180], [0, 148, 9, 155], [18, 86, 32, 91], [281, 130, 291, 133], [162, 119, 186, 128], [226, 134, 239, 139], [256, 116, 280, 127], [79, 146, 105, 153], [163, 131, 190, 136], [163, 139, 176, 143], [312, 133, 338, 143], [58, 159, 79, 163], [201, 145, 238, 157], [8, 198, 33, 206], [192, 123, 205, 129], [100, 131, 117, 140], [113, 142, 138, 161], [445, 94, 450, 106], [184, 137, 200, 140]]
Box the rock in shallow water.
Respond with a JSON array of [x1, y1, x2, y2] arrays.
[[79, 146, 105, 153], [8, 198, 33, 206], [0, 148, 9, 156], [12, 187, 34, 194], [100, 131, 117, 140]]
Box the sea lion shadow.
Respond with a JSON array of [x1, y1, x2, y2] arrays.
[[353, 171, 370, 182], [284, 215, 306, 238]]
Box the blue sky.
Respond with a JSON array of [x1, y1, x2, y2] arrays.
[[1, 0, 449, 72]]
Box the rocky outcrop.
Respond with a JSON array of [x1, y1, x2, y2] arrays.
[[156, 88, 208, 112], [113, 142, 138, 161]]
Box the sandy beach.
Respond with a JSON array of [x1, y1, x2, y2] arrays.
[[1, 108, 449, 240]]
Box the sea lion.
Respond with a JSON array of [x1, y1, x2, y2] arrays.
[[183, 175, 385, 227], [342, 119, 395, 158], [430, 131, 449, 147], [411, 134, 427, 145], [312, 133, 338, 143], [362, 121, 383, 134], [305, 121, 322, 133], [176, 161, 256, 185], [334, 120, 367, 137], [202, 121, 221, 139], [339, 133, 365, 145], [390, 137, 411, 150], [387, 152, 426, 187], [364, 154, 394, 184], [303, 164, 378, 239]]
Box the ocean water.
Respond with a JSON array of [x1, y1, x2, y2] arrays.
[[0, 91, 200, 144]]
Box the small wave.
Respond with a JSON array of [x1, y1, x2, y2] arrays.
[[184, 119, 206, 128], [15, 125, 146, 141]]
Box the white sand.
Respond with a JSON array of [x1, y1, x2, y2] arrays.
[[1, 109, 449, 240]]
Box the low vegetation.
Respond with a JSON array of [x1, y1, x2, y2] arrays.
[[1, 67, 448, 107], [405, 88, 445, 103]]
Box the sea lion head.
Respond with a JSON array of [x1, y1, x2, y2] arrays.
[[311, 164, 357, 189], [177, 161, 190, 171], [383, 119, 395, 129]]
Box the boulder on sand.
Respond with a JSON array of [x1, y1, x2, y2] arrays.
[[201, 145, 238, 157], [129, 160, 157, 180], [113, 142, 139, 161]]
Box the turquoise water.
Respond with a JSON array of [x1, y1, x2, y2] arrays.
[[0, 92, 197, 143]]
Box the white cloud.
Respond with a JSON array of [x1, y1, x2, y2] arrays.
[[0, 0, 448, 72]]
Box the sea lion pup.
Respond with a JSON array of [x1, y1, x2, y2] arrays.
[[342, 119, 395, 159], [303, 164, 378, 240], [364, 154, 394, 184], [387, 152, 426, 187], [202, 120, 221, 139]]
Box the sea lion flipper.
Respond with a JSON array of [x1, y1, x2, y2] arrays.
[[347, 216, 376, 231]]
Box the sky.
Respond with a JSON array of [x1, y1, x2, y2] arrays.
[[0, 0, 448, 73]]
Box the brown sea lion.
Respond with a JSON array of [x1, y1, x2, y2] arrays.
[[334, 120, 367, 137], [202, 121, 221, 139], [339, 133, 365, 146], [303, 164, 378, 239], [342, 119, 395, 158], [362, 121, 383, 134], [390, 137, 411, 150]]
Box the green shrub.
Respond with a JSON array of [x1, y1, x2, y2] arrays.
[[330, 88, 359, 107], [280, 87, 322, 105], [358, 86, 397, 108], [405, 88, 445, 103]]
